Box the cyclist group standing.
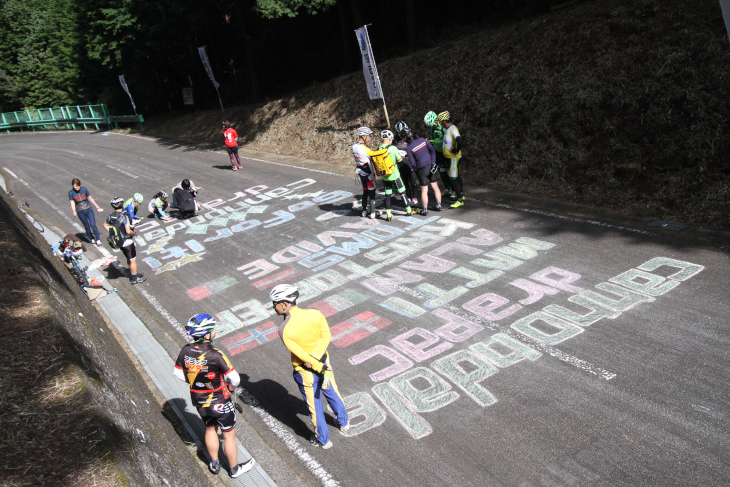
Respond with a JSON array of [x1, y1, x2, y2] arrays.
[[351, 110, 465, 218]]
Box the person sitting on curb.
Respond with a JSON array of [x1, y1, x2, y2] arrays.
[[103, 197, 146, 284], [173, 314, 255, 478], [148, 191, 171, 221]]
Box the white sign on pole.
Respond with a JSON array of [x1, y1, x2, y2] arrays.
[[721, 0, 730, 43], [355, 26, 384, 100], [197, 46, 221, 90], [118, 75, 137, 114]]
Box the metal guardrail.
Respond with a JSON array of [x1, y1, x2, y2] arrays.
[[0, 104, 144, 133]]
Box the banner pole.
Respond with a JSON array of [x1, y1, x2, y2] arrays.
[[217, 89, 224, 112], [382, 101, 390, 128]]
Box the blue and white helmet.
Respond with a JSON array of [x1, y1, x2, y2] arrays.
[[186, 313, 216, 339], [269, 284, 299, 303]]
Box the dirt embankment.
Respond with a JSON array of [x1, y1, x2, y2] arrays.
[[0, 193, 212, 486], [143, 0, 730, 231]]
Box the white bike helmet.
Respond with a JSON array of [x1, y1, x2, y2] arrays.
[[270, 284, 300, 303], [381, 130, 394, 140], [357, 127, 373, 137]]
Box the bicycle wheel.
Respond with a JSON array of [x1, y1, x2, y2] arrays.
[[71, 260, 89, 286]]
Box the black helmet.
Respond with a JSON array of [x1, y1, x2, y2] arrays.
[[110, 197, 124, 209]]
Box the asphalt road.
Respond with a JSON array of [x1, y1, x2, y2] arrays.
[[3, 131, 729, 486]]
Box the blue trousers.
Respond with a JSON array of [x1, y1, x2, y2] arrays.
[[77, 207, 99, 241], [292, 361, 348, 445]]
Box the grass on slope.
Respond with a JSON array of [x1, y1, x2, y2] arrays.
[[144, 0, 730, 231]]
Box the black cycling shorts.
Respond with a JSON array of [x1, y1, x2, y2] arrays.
[[416, 167, 437, 186], [121, 242, 137, 261], [226, 146, 239, 155], [198, 401, 236, 432]]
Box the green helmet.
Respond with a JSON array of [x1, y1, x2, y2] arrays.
[[133, 193, 143, 203], [424, 111, 437, 126]]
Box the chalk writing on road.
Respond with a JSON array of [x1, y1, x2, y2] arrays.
[[136, 177, 705, 440]]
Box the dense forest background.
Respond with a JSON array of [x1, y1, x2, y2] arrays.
[[0, 0, 559, 114]]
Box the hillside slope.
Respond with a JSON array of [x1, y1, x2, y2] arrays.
[[144, 0, 730, 230]]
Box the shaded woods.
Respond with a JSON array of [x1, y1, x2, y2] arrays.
[[0, 0, 553, 113]]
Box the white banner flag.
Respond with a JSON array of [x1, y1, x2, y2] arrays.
[[118, 75, 137, 114], [721, 0, 730, 43], [198, 46, 221, 90], [355, 26, 383, 100]]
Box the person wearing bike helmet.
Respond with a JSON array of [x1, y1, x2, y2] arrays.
[[123, 193, 144, 224], [352, 126, 380, 218], [438, 111, 465, 208], [223, 121, 243, 171], [424, 111, 453, 197], [270, 284, 349, 449], [148, 191, 171, 221], [173, 314, 255, 478], [378, 129, 414, 221], [405, 130, 442, 215], [393, 122, 420, 207], [103, 197, 146, 284]]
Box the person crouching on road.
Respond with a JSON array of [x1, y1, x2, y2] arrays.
[[123, 193, 144, 225], [378, 129, 413, 220], [173, 314, 255, 478], [270, 284, 350, 449], [103, 198, 146, 284], [148, 191, 171, 221], [172, 179, 200, 219]]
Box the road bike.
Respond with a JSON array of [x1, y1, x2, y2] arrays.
[[52, 243, 90, 286], [18, 202, 44, 233]]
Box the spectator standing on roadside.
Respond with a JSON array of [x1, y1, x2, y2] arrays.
[[352, 126, 380, 219], [405, 132, 442, 216], [173, 314, 255, 478], [378, 130, 413, 221], [103, 198, 146, 284], [68, 178, 103, 246], [270, 284, 349, 449], [223, 121, 243, 171], [424, 111, 453, 197], [438, 111, 465, 208]]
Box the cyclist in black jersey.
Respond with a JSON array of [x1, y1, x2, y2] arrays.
[[173, 314, 254, 478]]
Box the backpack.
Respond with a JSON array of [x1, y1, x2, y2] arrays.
[[106, 213, 127, 250], [370, 148, 395, 177]]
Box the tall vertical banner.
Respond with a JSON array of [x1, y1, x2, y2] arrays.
[[198, 46, 224, 111], [721, 0, 730, 44], [355, 25, 390, 127], [355, 26, 383, 100], [118, 75, 137, 114]]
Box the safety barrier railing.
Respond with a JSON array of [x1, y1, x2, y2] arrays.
[[0, 104, 143, 133]]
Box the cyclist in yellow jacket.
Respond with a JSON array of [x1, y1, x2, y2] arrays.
[[271, 284, 349, 449]]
